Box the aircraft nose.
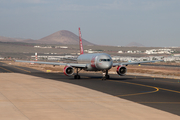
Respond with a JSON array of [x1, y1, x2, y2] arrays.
[[104, 62, 112, 69], [96, 54, 113, 70], [98, 61, 112, 70]]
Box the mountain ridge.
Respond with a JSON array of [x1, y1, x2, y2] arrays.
[[126, 42, 144, 47], [0, 30, 95, 45]]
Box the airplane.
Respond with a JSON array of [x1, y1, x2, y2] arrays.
[[16, 28, 163, 80]]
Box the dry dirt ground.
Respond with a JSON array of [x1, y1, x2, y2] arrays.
[[126, 65, 180, 77], [2, 61, 180, 78]]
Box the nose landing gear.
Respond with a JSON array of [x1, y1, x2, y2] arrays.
[[102, 70, 110, 80]]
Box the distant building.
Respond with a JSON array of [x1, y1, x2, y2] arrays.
[[118, 51, 123, 53], [112, 55, 179, 62], [55, 46, 68, 49], [126, 50, 142, 54], [84, 49, 98, 53], [145, 49, 174, 54], [34, 46, 52, 48], [31, 55, 77, 61]]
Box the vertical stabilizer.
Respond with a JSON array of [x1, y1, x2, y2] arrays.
[[79, 27, 84, 55], [35, 52, 38, 61]]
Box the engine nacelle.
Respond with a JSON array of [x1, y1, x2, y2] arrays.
[[63, 66, 74, 76], [117, 66, 127, 76]]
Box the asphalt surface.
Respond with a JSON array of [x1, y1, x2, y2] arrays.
[[0, 62, 180, 116]]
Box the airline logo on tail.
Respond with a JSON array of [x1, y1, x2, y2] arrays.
[[79, 27, 84, 55]]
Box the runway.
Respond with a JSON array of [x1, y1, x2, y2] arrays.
[[0, 61, 180, 117]]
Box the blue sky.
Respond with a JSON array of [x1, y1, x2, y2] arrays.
[[0, 0, 180, 47]]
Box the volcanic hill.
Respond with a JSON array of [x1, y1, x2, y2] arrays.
[[37, 30, 94, 45], [0, 30, 94, 45]]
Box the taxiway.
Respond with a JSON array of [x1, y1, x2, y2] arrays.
[[0, 62, 180, 119]]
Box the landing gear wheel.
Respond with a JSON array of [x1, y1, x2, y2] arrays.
[[102, 70, 109, 80], [102, 77, 106, 81], [105, 75, 110, 79], [74, 68, 82, 79], [74, 75, 80, 79], [77, 75, 80, 79], [74, 75, 77, 79]]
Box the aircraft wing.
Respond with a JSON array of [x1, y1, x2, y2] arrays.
[[63, 58, 77, 61], [113, 60, 163, 67], [15, 60, 87, 68]]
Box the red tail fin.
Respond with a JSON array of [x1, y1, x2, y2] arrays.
[[35, 52, 38, 61], [79, 27, 84, 55]]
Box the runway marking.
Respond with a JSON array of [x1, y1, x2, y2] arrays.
[[158, 87, 180, 94], [125, 76, 180, 94], [108, 80, 159, 97], [12, 66, 31, 73], [75, 75, 180, 96], [0, 66, 13, 73], [120, 81, 180, 94], [126, 80, 180, 94]]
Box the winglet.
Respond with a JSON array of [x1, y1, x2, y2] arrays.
[[79, 27, 84, 55]]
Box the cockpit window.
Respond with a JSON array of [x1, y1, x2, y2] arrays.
[[99, 59, 111, 62]]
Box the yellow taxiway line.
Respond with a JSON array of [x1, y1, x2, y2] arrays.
[[0, 66, 13, 73], [109, 79, 180, 95], [108, 80, 159, 97], [12, 66, 31, 73]]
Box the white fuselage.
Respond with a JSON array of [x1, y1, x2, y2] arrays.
[[77, 53, 113, 71]]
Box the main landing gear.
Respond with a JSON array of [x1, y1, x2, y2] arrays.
[[102, 70, 110, 80], [74, 68, 82, 79]]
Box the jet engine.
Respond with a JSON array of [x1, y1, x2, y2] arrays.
[[117, 66, 127, 76], [63, 66, 74, 76]]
